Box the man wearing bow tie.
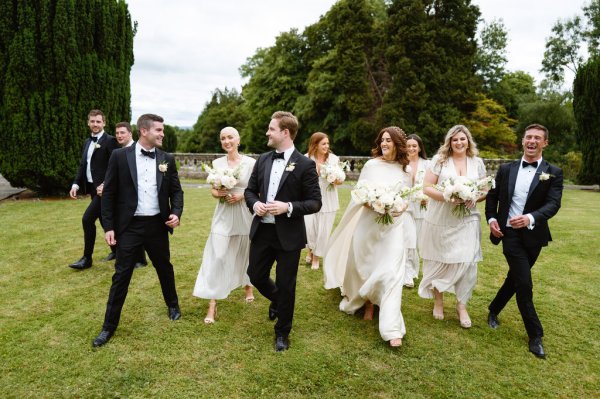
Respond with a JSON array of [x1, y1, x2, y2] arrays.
[[68, 110, 119, 270], [244, 111, 321, 352], [92, 114, 183, 347], [485, 124, 563, 359]]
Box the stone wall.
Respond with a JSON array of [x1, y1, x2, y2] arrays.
[[174, 153, 511, 179]]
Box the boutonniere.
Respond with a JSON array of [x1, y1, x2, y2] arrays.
[[285, 162, 296, 172], [158, 161, 168, 174], [94, 143, 101, 149], [538, 172, 554, 181]]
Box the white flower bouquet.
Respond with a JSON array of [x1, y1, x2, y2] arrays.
[[203, 163, 242, 203], [410, 183, 429, 211], [351, 181, 408, 225], [437, 175, 495, 217], [320, 160, 350, 191]]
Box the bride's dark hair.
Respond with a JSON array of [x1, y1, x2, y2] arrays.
[[371, 126, 409, 172]]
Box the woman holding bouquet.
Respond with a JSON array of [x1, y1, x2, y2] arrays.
[[324, 127, 411, 348], [304, 132, 341, 270], [193, 127, 255, 324], [404, 134, 430, 288], [418, 125, 487, 328]]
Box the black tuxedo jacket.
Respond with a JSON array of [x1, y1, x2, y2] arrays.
[[101, 145, 184, 236], [485, 159, 563, 248], [72, 133, 119, 193], [244, 149, 322, 251]]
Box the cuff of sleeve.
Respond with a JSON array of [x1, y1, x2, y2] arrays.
[[72, 184, 79, 191], [287, 202, 293, 217], [487, 217, 497, 225], [526, 214, 535, 230], [252, 202, 259, 214]]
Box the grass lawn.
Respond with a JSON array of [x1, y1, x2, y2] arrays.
[[0, 187, 599, 398]]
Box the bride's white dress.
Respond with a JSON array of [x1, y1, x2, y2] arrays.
[[192, 155, 255, 300], [324, 158, 411, 341], [417, 155, 486, 304]]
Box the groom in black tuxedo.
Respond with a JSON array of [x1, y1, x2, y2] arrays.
[[92, 114, 184, 347], [485, 124, 563, 359], [244, 111, 321, 351], [69, 109, 119, 269]]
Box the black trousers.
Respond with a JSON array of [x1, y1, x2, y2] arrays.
[[82, 183, 115, 257], [247, 223, 301, 337], [102, 216, 179, 331], [489, 228, 543, 338]]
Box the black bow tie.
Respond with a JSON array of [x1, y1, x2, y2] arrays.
[[522, 160, 538, 168], [91, 136, 98, 143], [141, 149, 156, 159], [272, 151, 285, 160]]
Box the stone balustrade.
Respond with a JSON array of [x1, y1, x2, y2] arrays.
[[174, 153, 511, 179]]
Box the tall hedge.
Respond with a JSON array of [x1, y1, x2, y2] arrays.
[[0, 0, 135, 194], [573, 56, 600, 185]]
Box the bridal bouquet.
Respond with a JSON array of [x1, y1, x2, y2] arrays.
[[320, 161, 350, 190], [437, 175, 495, 217], [351, 181, 408, 225], [203, 163, 242, 202], [411, 184, 429, 211]]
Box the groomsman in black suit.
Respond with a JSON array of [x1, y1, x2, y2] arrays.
[[69, 110, 119, 270], [92, 114, 183, 347], [96, 121, 148, 269], [485, 124, 563, 359], [244, 111, 321, 352]]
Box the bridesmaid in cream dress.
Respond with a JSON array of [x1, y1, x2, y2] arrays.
[[404, 134, 430, 288], [304, 132, 341, 270], [193, 127, 255, 324], [324, 127, 411, 348], [418, 125, 487, 329]]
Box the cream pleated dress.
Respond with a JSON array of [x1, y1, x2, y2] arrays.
[[417, 155, 486, 304], [305, 153, 340, 257], [324, 158, 411, 341], [404, 158, 431, 286], [193, 155, 255, 300]]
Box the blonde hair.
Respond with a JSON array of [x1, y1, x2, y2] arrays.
[[220, 126, 240, 139], [435, 125, 478, 166]]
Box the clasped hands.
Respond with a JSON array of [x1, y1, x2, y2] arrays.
[[449, 197, 477, 209], [215, 188, 242, 204], [254, 201, 288, 217]]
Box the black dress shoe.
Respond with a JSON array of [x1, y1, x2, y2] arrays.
[[134, 260, 148, 269], [168, 306, 181, 321], [275, 335, 289, 352], [487, 312, 500, 329], [69, 256, 92, 270], [528, 337, 546, 359], [102, 252, 117, 262], [268, 303, 278, 321], [92, 330, 114, 347]]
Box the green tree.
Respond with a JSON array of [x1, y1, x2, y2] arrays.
[[183, 88, 246, 153], [462, 94, 516, 155], [162, 124, 178, 153], [239, 31, 309, 153], [0, 0, 134, 194], [573, 56, 600, 184], [296, 0, 384, 154], [381, 0, 481, 151], [475, 19, 508, 92], [490, 71, 537, 119]]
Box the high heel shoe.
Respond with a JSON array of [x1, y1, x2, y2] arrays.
[[311, 257, 320, 270], [204, 302, 217, 324], [389, 338, 402, 347], [456, 305, 472, 329], [305, 252, 313, 264], [433, 302, 444, 320]]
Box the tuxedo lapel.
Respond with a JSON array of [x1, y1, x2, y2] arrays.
[[277, 150, 300, 192], [262, 154, 274, 199], [507, 161, 520, 203], [126, 145, 138, 192], [526, 161, 549, 201], [156, 149, 164, 192], [82, 138, 92, 163]]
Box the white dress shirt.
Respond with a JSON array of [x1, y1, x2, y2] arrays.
[[134, 142, 160, 216], [86, 131, 105, 183], [260, 146, 295, 223], [507, 157, 541, 228]]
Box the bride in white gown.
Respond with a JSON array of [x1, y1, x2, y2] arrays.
[[324, 127, 411, 348]]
